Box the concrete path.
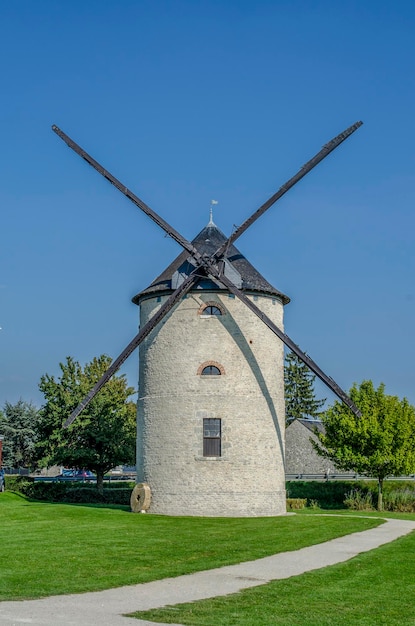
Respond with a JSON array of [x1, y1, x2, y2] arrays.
[[1, 517, 414, 626]]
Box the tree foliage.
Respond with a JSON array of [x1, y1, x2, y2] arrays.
[[35, 355, 136, 492], [0, 399, 39, 468], [284, 352, 326, 424], [313, 380, 415, 510]]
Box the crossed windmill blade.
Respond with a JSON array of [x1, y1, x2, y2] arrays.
[[52, 121, 363, 428]]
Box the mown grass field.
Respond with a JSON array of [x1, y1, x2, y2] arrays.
[[131, 510, 415, 626], [0, 492, 380, 601]]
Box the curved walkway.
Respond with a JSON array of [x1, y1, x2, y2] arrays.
[[1, 517, 414, 626]]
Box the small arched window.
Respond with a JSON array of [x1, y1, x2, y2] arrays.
[[201, 305, 222, 316], [201, 365, 221, 376], [197, 361, 225, 376]]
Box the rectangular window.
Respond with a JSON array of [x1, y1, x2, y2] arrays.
[[203, 418, 221, 457]]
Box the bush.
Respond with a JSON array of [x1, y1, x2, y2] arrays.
[[308, 499, 320, 510], [286, 498, 307, 510], [9, 479, 70, 502], [63, 487, 131, 506], [383, 489, 415, 512], [102, 480, 135, 490], [286, 480, 415, 512], [286, 481, 357, 508], [5, 475, 34, 492], [5, 478, 133, 506], [344, 488, 374, 511]]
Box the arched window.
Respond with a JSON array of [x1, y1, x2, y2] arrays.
[[197, 361, 225, 376], [200, 304, 222, 317], [201, 365, 221, 376]]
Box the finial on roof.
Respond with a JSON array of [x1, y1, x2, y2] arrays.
[[208, 199, 218, 226]]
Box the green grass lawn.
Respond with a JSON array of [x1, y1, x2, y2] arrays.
[[0, 492, 380, 601], [131, 511, 415, 626]]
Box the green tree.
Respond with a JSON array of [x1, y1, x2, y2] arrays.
[[35, 355, 136, 492], [284, 352, 326, 425], [0, 399, 39, 468], [313, 380, 415, 510]]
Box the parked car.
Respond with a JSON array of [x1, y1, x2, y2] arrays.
[[74, 470, 95, 481], [60, 469, 76, 478], [56, 469, 96, 482], [0, 469, 5, 492]]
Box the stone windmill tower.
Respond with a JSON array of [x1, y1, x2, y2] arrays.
[[132, 214, 290, 516], [53, 121, 363, 517]]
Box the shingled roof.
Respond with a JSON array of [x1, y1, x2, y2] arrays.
[[132, 221, 290, 305]]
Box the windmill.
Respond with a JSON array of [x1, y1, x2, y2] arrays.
[[53, 122, 362, 516]]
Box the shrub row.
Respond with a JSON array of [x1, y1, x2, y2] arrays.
[[286, 480, 415, 510], [345, 487, 415, 512], [286, 480, 358, 508], [5, 475, 133, 506], [63, 487, 132, 505], [6, 477, 415, 511]]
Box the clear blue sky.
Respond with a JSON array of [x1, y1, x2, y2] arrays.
[[1, 0, 415, 408]]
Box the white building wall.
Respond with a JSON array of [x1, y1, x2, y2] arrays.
[[137, 290, 286, 516]]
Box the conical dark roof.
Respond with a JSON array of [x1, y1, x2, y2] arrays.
[[132, 222, 290, 305]]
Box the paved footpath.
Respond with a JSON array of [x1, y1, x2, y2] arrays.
[[1, 517, 414, 626]]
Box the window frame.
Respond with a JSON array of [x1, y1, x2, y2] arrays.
[[198, 301, 225, 317], [203, 418, 221, 457], [201, 365, 221, 376], [197, 361, 225, 376]]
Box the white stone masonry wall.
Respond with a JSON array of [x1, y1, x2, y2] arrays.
[[137, 290, 286, 517]]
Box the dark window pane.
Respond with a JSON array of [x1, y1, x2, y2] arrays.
[[203, 438, 221, 457], [203, 418, 221, 437], [201, 365, 221, 376], [202, 305, 222, 316]]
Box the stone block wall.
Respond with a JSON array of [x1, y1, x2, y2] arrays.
[[137, 289, 286, 517]]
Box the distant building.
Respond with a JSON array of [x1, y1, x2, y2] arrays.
[[285, 419, 339, 477]]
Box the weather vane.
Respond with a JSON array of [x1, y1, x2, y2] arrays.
[[209, 199, 218, 224]]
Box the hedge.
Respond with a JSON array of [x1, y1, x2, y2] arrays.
[[5, 476, 415, 510], [286, 480, 415, 509], [4, 476, 134, 506]]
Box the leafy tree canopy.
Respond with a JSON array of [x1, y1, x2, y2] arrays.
[[35, 355, 136, 491], [313, 380, 415, 509], [0, 399, 39, 468], [284, 352, 326, 425]]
